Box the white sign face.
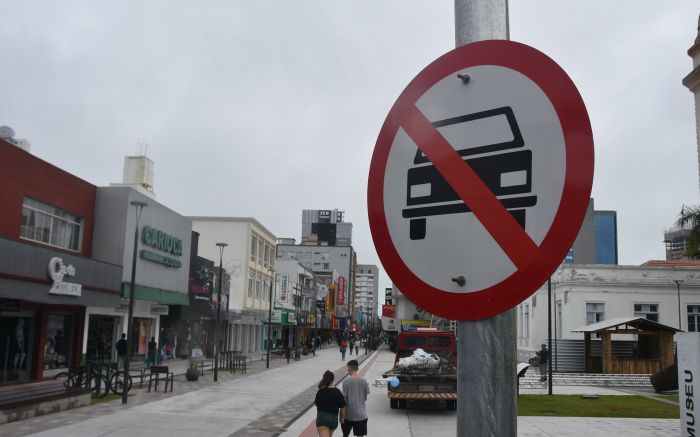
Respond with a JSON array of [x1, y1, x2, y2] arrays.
[[677, 333, 700, 437], [48, 257, 82, 297], [383, 66, 565, 293], [279, 274, 289, 303], [150, 304, 169, 315], [381, 317, 399, 332], [271, 310, 282, 324]]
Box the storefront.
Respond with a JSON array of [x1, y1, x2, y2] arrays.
[[0, 237, 122, 383], [89, 187, 191, 361]]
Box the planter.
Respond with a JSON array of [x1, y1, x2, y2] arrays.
[[186, 367, 200, 381]]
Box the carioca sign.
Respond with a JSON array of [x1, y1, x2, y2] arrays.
[[142, 226, 183, 256]]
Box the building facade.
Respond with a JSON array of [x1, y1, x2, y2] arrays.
[[0, 139, 123, 383], [355, 264, 379, 328], [682, 14, 700, 194], [516, 262, 700, 370], [190, 217, 276, 355]]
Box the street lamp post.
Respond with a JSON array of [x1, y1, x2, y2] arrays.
[[123, 200, 147, 405], [674, 279, 684, 330], [213, 242, 227, 382]]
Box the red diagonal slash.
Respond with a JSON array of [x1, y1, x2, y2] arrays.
[[401, 104, 539, 269]]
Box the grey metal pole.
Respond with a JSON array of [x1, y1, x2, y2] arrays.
[[547, 278, 552, 395], [455, 1, 515, 436], [214, 243, 227, 382], [266, 274, 274, 368], [123, 200, 146, 405], [674, 280, 683, 330]]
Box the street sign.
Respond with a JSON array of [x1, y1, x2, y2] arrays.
[[368, 40, 593, 320]]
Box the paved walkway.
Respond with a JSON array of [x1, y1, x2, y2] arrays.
[[0, 346, 681, 436]]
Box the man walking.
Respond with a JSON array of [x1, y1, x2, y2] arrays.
[[537, 343, 549, 382], [341, 359, 370, 437], [115, 333, 127, 370]]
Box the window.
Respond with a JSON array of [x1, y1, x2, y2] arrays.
[[256, 273, 262, 299], [586, 303, 605, 325], [250, 234, 257, 262], [522, 304, 529, 338], [258, 240, 264, 264], [21, 197, 83, 252], [689, 305, 700, 332], [270, 247, 275, 269], [248, 272, 254, 298], [264, 243, 270, 269], [634, 304, 659, 322]]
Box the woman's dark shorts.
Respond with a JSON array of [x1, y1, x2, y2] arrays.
[[316, 410, 339, 430]]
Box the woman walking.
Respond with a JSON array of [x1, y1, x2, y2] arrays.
[[340, 339, 348, 361], [314, 370, 346, 437]]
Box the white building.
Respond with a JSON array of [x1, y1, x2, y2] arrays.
[[190, 217, 276, 355], [516, 262, 700, 370], [355, 264, 379, 326]]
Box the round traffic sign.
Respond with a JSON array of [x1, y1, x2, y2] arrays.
[[368, 40, 593, 321]]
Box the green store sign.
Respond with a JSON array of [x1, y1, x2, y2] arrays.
[[141, 226, 182, 268]]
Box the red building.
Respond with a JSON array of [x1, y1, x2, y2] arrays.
[[0, 139, 122, 384]]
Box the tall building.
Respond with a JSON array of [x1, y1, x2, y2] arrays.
[[682, 14, 700, 193], [565, 199, 618, 265], [355, 264, 379, 326], [301, 209, 352, 246]]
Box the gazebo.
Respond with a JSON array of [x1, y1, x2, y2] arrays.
[[572, 317, 680, 374]]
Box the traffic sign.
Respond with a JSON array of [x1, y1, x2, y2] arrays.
[[368, 40, 593, 320]]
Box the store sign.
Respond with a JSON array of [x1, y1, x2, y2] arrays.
[[141, 225, 183, 268], [48, 257, 82, 297], [142, 226, 183, 256], [114, 298, 129, 312], [271, 310, 282, 324], [337, 276, 346, 306], [382, 317, 399, 332], [401, 319, 431, 331], [150, 304, 169, 315], [279, 274, 289, 303], [382, 304, 396, 318]]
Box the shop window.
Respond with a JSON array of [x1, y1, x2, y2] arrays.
[[44, 313, 74, 371], [0, 314, 34, 383], [20, 197, 83, 252], [130, 318, 152, 357]]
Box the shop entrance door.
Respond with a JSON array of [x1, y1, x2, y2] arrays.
[[0, 313, 35, 384], [87, 315, 118, 365]]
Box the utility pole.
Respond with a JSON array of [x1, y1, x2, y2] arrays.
[[454, 1, 516, 436]]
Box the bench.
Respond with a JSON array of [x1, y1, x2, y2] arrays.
[[0, 380, 91, 424], [147, 366, 174, 392]]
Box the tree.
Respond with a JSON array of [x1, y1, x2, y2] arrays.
[[676, 205, 700, 259]]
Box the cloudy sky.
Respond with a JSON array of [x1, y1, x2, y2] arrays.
[[1, 1, 699, 296]]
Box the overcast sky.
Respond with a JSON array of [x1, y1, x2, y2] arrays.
[[2, 1, 699, 298]]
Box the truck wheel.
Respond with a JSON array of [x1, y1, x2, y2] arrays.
[[399, 399, 408, 409], [390, 399, 399, 409]]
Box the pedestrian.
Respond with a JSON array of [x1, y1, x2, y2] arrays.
[[349, 338, 354, 355], [340, 339, 348, 361], [341, 360, 370, 437], [536, 343, 549, 382], [354, 340, 359, 356], [285, 345, 291, 364], [147, 336, 157, 366], [115, 333, 127, 370], [314, 370, 346, 437]]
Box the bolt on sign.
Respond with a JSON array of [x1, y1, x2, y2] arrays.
[[368, 40, 593, 320]]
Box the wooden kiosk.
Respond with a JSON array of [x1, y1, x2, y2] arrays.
[[572, 317, 679, 374]]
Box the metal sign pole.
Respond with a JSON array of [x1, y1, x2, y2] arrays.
[[455, 1, 516, 436]]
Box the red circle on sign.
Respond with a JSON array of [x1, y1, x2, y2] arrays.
[[367, 40, 593, 321]]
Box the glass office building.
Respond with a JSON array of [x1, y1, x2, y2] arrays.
[[594, 211, 618, 264]]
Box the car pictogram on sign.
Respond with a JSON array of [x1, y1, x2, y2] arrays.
[[402, 106, 537, 240]]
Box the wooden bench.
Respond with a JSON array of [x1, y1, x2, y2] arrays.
[[0, 380, 91, 424], [147, 366, 174, 392]]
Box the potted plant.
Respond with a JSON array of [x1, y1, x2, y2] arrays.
[[186, 359, 200, 381]]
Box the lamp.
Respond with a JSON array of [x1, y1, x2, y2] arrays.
[[213, 242, 227, 382], [123, 200, 147, 405]]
